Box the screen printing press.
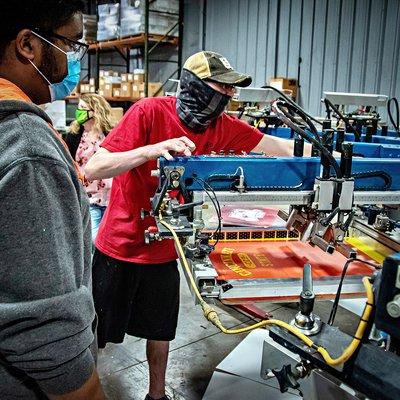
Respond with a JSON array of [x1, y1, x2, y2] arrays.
[[143, 144, 400, 399]]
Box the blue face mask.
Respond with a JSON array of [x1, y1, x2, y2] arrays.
[[49, 52, 81, 101], [29, 31, 81, 102]]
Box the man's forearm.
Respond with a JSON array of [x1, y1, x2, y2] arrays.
[[85, 146, 150, 180], [48, 369, 105, 400], [252, 135, 341, 158], [85, 136, 196, 180]]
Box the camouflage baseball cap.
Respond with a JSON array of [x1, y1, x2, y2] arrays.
[[183, 51, 252, 87]]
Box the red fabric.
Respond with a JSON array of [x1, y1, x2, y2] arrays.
[[96, 96, 264, 263], [209, 241, 374, 280]]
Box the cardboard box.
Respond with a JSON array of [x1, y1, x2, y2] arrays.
[[133, 72, 145, 84], [268, 77, 298, 100], [89, 77, 96, 86], [80, 83, 91, 93], [99, 77, 106, 89], [113, 88, 121, 97], [104, 76, 121, 85], [102, 83, 119, 97], [100, 70, 120, 78], [120, 82, 133, 97], [148, 82, 163, 97], [132, 83, 144, 92], [110, 107, 124, 123], [121, 73, 134, 82], [131, 84, 140, 99]]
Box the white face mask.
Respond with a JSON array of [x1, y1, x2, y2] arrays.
[[29, 31, 81, 102]]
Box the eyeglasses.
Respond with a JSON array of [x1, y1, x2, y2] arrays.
[[219, 83, 235, 92], [206, 80, 236, 95], [34, 30, 89, 60]]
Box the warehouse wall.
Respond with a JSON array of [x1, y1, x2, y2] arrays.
[[198, 0, 400, 120]]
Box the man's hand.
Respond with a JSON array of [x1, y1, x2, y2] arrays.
[[85, 137, 196, 180], [146, 136, 196, 160]]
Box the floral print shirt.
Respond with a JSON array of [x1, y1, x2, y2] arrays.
[[75, 131, 112, 206]]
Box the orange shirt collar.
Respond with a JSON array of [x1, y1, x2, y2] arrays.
[[0, 78, 84, 184], [0, 78, 32, 102]]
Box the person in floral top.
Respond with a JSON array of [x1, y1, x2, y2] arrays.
[[69, 93, 115, 243]]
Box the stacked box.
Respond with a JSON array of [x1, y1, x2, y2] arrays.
[[121, 73, 134, 83], [120, 0, 179, 17], [82, 14, 97, 43], [99, 70, 120, 78], [97, 3, 120, 41], [149, 0, 179, 13], [148, 82, 163, 97], [110, 107, 124, 123], [99, 71, 121, 88], [99, 82, 121, 98], [132, 83, 145, 98], [120, 14, 179, 37], [80, 83, 96, 94], [268, 77, 298, 101], [133, 69, 145, 84], [120, 0, 179, 38], [120, 82, 133, 97]]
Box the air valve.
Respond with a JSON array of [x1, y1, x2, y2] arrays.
[[291, 263, 322, 336]]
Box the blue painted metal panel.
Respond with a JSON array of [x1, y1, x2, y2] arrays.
[[266, 126, 293, 139], [378, 129, 399, 138], [263, 128, 400, 157], [343, 133, 400, 146], [372, 136, 400, 146], [350, 143, 400, 159], [160, 156, 400, 191]]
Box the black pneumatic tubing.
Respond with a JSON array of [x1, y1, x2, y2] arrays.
[[262, 85, 323, 126], [273, 101, 342, 178], [324, 98, 361, 141], [387, 97, 399, 136], [280, 101, 320, 142]]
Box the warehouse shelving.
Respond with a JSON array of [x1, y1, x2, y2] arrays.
[[85, 0, 183, 100]]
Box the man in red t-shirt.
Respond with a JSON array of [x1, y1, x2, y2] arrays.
[[86, 51, 312, 400]]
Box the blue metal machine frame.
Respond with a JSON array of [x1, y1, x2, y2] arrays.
[[264, 127, 400, 158], [266, 126, 400, 139], [160, 156, 400, 191]]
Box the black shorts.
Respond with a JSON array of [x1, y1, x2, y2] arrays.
[[92, 249, 180, 348]]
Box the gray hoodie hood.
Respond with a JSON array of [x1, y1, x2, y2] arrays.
[[0, 99, 51, 123], [0, 99, 96, 398]]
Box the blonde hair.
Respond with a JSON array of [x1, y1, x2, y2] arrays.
[[69, 93, 116, 135]]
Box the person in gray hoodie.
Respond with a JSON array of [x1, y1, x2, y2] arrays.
[[0, 1, 105, 399]]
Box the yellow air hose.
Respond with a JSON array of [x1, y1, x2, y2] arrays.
[[159, 217, 374, 366]]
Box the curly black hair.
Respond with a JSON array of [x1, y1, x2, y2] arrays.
[[0, 0, 85, 60]]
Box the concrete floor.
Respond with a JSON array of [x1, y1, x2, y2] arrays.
[[98, 268, 360, 400]]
